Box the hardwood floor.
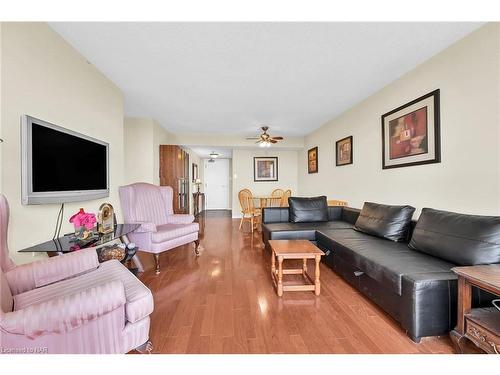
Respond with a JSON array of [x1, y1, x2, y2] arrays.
[[138, 210, 454, 354]]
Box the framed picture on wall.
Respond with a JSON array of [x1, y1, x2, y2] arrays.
[[308, 147, 318, 173], [382, 89, 440, 169], [336, 136, 353, 166], [192, 163, 198, 182], [254, 157, 278, 182]]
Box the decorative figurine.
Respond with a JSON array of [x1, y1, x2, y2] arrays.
[[98, 203, 115, 234]]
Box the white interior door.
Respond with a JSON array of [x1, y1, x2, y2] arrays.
[[204, 158, 230, 209]]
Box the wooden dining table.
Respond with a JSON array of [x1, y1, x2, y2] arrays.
[[251, 196, 283, 208]]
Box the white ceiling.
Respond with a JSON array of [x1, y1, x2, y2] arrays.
[[50, 22, 483, 137], [189, 147, 233, 159]]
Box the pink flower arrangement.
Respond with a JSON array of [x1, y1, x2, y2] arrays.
[[69, 208, 97, 230]]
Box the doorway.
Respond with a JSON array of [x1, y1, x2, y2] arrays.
[[204, 158, 230, 209]]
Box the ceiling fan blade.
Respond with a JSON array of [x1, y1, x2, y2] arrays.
[[271, 136, 284, 140], [270, 139, 278, 143], [246, 137, 261, 140], [255, 140, 262, 144]]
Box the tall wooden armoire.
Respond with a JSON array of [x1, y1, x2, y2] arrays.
[[159, 145, 190, 214]]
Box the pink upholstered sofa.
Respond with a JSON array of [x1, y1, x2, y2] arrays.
[[0, 194, 154, 354], [119, 183, 200, 274]]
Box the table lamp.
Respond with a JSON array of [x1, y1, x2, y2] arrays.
[[194, 179, 202, 193]]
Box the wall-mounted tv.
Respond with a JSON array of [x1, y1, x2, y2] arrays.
[[21, 115, 109, 205]]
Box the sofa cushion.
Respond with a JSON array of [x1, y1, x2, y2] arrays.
[[288, 196, 329, 223], [354, 202, 415, 242], [263, 220, 354, 241], [152, 222, 199, 243], [14, 260, 153, 324], [316, 229, 454, 295], [409, 208, 500, 266], [1, 268, 13, 312]]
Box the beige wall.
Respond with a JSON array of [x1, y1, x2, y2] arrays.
[[124, 118, 156, 184], [152, 120, 173, 186], [0, 23, 124, 264], [0, 23, 3, 190], [232, 149, 298, 217], [298, 23, 500, 216], [123, 118, 203, 214], [187, 149, 202, 214]]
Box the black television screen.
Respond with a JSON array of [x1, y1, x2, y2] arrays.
[[31, 122, 108, 192], [21, 115, 109, 205]]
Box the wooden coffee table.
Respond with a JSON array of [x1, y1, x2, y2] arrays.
[[268, 240, 325, 297]]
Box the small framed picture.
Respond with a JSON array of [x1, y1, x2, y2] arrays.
[[192, 163, 198, 182], [254, 157, 278, 182], [308, 147, 318, 174], [336, 136, 353, 166], [382, 89, 440, 169]]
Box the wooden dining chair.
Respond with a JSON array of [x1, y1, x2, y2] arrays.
[[238, 189, 261, 233], [282, 189, 292, 207]]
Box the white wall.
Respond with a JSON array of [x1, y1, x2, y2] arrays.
[[0, 23, 124, 264], [232, 149, 298, 217], [298, 23, 500, 217], [168, 132, 304, 149]]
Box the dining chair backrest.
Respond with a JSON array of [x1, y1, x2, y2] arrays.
[[271, 189, 285, 198], [266, 197, 283, 208], [238, 189, 255, 214], [282, 189, 292, 207]]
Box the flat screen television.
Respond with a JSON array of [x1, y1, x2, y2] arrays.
[[21, 115, 109, 205]]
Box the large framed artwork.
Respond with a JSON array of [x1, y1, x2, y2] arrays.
[[308, 147, 318, 173], [382, 89, 440, 169], [254, 157, 278, 182], [336, 136, 353, 166]]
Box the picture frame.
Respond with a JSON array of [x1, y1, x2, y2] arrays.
[[308, 147, 318, 173], [382, 89, 440, 169], [336, 136, 353, 166], [192, 163, 198, 182], [253, 157, 278, 182]]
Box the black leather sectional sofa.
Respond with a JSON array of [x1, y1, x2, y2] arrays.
[[262, 198, 500, 342]]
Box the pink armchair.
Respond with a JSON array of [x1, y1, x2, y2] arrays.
[[119, 183, 201, 274], [0, 194, 154, 354]]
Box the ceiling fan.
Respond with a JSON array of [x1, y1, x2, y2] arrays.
[[245, 126, 284, 147]]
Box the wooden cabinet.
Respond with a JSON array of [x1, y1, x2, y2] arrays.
[[159, 145, 190, 214]]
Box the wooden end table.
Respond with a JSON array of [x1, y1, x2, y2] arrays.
[[450, 264, 500, 354], [268, 240, 325, 297]]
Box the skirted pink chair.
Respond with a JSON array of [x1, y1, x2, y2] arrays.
[[119, 183, 200, 274], [0, 194, 154, 354]]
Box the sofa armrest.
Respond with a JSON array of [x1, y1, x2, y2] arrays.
[[132, 221, 157, 233], [165, 214, 194, 225], [400, 272, 458, 341], [0, 280, 126, 339], [5, 248, 99, 295]]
